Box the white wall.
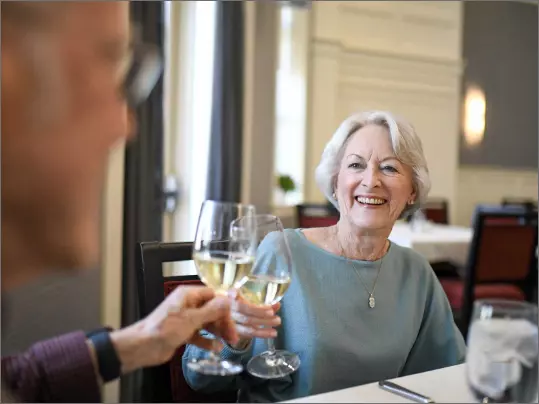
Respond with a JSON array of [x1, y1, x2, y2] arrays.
[[455, 166, 538, 226], [305, 1, 464, 223]]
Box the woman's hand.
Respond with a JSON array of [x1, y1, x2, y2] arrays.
[[227, 290, 281, 349]]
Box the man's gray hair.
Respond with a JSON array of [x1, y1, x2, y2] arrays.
[[314, 110, 431, 219]]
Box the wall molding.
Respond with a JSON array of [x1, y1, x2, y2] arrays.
[[338, 84, 458, 111], [313, 1, 462, 61], [312, 38, 464, 69], [338, 4, 393, 20], [401, 14, 456, 30], [338, 3, 458, 29]]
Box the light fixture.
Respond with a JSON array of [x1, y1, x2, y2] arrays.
[[463, 85, 486, 146]]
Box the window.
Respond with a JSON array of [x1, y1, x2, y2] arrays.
[[163, 1, 217, 275], [273, 4, 309, 206], [188, 1, 217, 237]]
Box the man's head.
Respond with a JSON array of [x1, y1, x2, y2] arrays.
[[2, 2, 132, 289]]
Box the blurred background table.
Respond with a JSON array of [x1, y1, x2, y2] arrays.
[[389, 222, 473, 267]]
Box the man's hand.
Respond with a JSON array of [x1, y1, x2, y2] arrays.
[[109, 286, 239, 374]]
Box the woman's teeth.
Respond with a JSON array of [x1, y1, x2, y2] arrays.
[[355, 196, 386, 205]]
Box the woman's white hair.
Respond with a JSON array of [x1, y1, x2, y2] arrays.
[[315, 110, 431, 219]]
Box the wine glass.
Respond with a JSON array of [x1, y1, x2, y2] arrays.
[[466, 299, 538, 403], [234, 214, 301, 379], [187, 200, 257, 376]]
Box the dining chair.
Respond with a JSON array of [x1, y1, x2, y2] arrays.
[[406, 198, 449, 225], [136, 241, 237, 403], [296, 203, 339, 228], [439, 205, 538, 338], [501, 197, 537, 211], [424, 198, 450, 224]]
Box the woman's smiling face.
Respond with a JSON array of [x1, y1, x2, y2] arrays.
[[334, 124, 416, 232]]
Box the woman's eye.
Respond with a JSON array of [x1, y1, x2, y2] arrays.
[[382, 165, 398, 173], [348, 163, 361, 169]]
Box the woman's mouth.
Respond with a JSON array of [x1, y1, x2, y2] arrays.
[[355, 196, 388, 206]]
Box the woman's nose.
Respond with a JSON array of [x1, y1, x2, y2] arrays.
[[361, 166, 381, 188]]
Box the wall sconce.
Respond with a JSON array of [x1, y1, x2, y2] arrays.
[[463, 85, 486, 146]]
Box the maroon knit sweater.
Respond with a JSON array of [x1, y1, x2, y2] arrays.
[[1, 331, 100, 402]]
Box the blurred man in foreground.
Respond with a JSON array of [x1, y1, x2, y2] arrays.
[[1, 2, 238, 401]]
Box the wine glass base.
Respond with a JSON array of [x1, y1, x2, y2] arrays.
[[247, 350, 301, 379], [187, 358, 243, 376]]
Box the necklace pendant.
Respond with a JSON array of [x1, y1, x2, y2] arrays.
[[368, 294, 375, 309]]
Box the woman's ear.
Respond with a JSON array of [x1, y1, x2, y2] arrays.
[[332, 181, 339, 201], [408, 189, 417, 205]]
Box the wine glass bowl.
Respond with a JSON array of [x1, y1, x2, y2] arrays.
[[466, 299, 538, 403], [193, 247, 254, 295], [236, 275, 291, 306], [187, 200, 257, 376], [235, 214, 301, 379]]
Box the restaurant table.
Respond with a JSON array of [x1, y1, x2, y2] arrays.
[[284, 364, 474, 403], [389, 222, 473, 267]]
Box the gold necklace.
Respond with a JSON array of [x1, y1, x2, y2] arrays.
[[337, 239, 386, 309]]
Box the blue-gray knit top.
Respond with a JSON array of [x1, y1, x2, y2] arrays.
[[183, 228, 466, 402]]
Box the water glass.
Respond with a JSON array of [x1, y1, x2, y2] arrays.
[[466, 299, 538, 403]]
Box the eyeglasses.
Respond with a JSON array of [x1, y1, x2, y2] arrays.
[[122, 41, 162, 108]]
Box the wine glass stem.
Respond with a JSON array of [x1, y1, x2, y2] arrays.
[[267, 337, 276, 355], [207, 340, 221, 363], [263, 337, 281, 367]]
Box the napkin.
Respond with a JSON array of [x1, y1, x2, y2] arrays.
[[466, 318, 538, 399]]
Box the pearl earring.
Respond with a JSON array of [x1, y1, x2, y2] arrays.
[[332, 192, 337, 200]]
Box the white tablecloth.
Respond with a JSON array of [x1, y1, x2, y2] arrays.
[[389, 223, 473, 267], [285, 364, 474, 403]]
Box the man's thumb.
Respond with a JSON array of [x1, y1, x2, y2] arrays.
[[192, 296, 230, 326]]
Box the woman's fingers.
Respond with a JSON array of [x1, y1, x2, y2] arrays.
[[227, 293, 283, 340], [231, 310, 281, 327], [232, 298, 275, 319], [236, 324, 278, 339]]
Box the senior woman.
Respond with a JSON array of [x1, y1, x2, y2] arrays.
[[183, 111, 466, 402]]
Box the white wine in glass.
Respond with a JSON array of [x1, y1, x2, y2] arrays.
[[236, 275, 291, 306], [187, 200, 257, 376], [235, 214, 300, 379], [193, 251, 254, 294]]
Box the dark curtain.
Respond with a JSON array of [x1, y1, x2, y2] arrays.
[[206, 1, 245, 202], [120, 2, 165, 402]]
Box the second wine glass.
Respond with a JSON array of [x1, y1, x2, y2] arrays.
[[188, 200, 257, 376], [234, 214, 301, 379]]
